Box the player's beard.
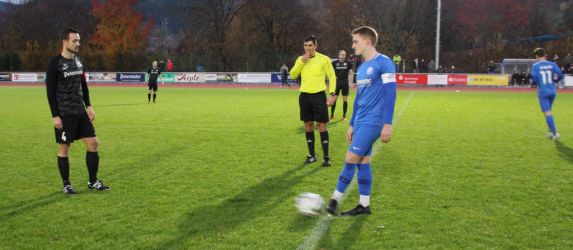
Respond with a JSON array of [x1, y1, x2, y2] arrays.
[[66, 46, 79, 55]]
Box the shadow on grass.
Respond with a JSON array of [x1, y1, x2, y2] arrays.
[[156, 163, 323, 248], [313, 215, 367, 248], [0, 192, 64, 220], [95, 103, 145, 108], [554, 141, 573, 164], [334, 216, 367, 247]]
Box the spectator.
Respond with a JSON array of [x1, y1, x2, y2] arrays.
[[392, 54, 402, 72], [564, 53, 572, 67], [436, 65, 444, 73], [511, 70, 519, 86], [550, 54, 560, 67], [567, 64, 573, 75], [158, 60, 165, 71], [280, 63, 290, 87], [448, 65, 456, 73], [412, 58, 419, 73], [419, 59, 427, 73], [487, 60, 495, 74], [166, 59, 173, 72], [427, 59, 436, 73]]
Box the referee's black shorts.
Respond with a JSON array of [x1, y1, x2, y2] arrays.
[[299, 92, 329, 123], [54, 112, 96, 144]]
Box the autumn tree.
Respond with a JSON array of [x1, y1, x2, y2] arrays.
[[90, 0, 153, 71], [176, 0, 251, 71], [234, 0, 316, 71]]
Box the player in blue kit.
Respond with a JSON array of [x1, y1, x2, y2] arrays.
[[325, 26, 397, 216], [530, 48, 563, 140]]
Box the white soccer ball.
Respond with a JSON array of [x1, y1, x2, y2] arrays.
[[295, 192, 325, 216]]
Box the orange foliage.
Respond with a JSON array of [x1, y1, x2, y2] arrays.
[[90, 0, 153, 70]]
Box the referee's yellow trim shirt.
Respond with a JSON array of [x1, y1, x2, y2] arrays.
[[290, 52, 337, 94]]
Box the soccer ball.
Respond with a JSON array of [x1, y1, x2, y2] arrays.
[[295, 192, 325, 216]]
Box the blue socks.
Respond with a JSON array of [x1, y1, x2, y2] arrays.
[[334, 162, 373, 207], [336, 162, 357, 193], [357, 163, 372, 196], [546, 115, 557, 134]]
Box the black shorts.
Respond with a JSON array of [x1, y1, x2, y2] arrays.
[[148, 82, 158, 91], [54, 113, 96, 144], [299, 92, 329, 123], [335, 81, 349, 96]]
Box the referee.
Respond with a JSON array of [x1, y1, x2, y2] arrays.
[[290, 35, 337, 167]]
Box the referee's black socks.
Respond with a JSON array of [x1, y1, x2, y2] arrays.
[[86, 151, 99, 183], [148, 93, 151, 102], [57, 156, 70, 186], [153, 93, 156, 102], [343, 101, 348, 117], [305, 131, 315, 157], [320, 131, 329, 158]]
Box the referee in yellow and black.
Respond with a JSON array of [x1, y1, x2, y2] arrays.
[[290, 35, 337, 167]]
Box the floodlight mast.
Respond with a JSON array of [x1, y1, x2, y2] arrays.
[[435, 0, 441, 71]]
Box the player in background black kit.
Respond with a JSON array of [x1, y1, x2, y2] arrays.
[[147, 61, 162, 103], [45, 28, 109, 194], [330, 50, 354, 120]]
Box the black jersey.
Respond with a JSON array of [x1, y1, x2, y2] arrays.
[[148, 68, 161, 84], [46, 55, 91, 117], [333, 60, 353, 83]]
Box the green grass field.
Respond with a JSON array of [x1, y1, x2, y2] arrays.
[[1, 86, 572, 249]]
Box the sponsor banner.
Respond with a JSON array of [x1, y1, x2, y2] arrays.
[[468, 74, 509, 86], [447, 74, 468, 85], [12, 73, 38, 82], [116, 72, 145, 82], [0, 73, 11, 81], [205, 74, 217, 82], [175, 73, 207, 83], [88, 72, 117, 82], [565, 75, 573, 87], [271, 73, 298, 84], [216, 73, 238, 82], [158, 72, 175, 83], [396, 74, 427, 84], [37, 73, 46, 82], [427, 74, 448, 85], [238, 73, 272, 83]]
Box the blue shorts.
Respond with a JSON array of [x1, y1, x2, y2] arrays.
[[348, 124, 383, 156], [538, 94, 556, 113]]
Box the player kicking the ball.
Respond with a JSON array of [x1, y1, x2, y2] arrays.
[[325, 26, 396, 216]]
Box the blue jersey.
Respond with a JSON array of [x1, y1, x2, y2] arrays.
[[530, 60, 563, 96], [350, 53, 397, 127]]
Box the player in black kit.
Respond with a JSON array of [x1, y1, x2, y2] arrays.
[[147, 61, 162, 103], [330, 50, 354, 120], [45, 28, 109, 194]]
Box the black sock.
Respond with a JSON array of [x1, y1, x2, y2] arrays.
[[86, 151, 99, 183], [57, 156, 70, 186], [305, 131, 315, 157], [148, 93, 151, 102], [343, 101, 348, 117], [153, 93, 156, 102], [320, 131, 329, 158], [331, 102, 336, 117]]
